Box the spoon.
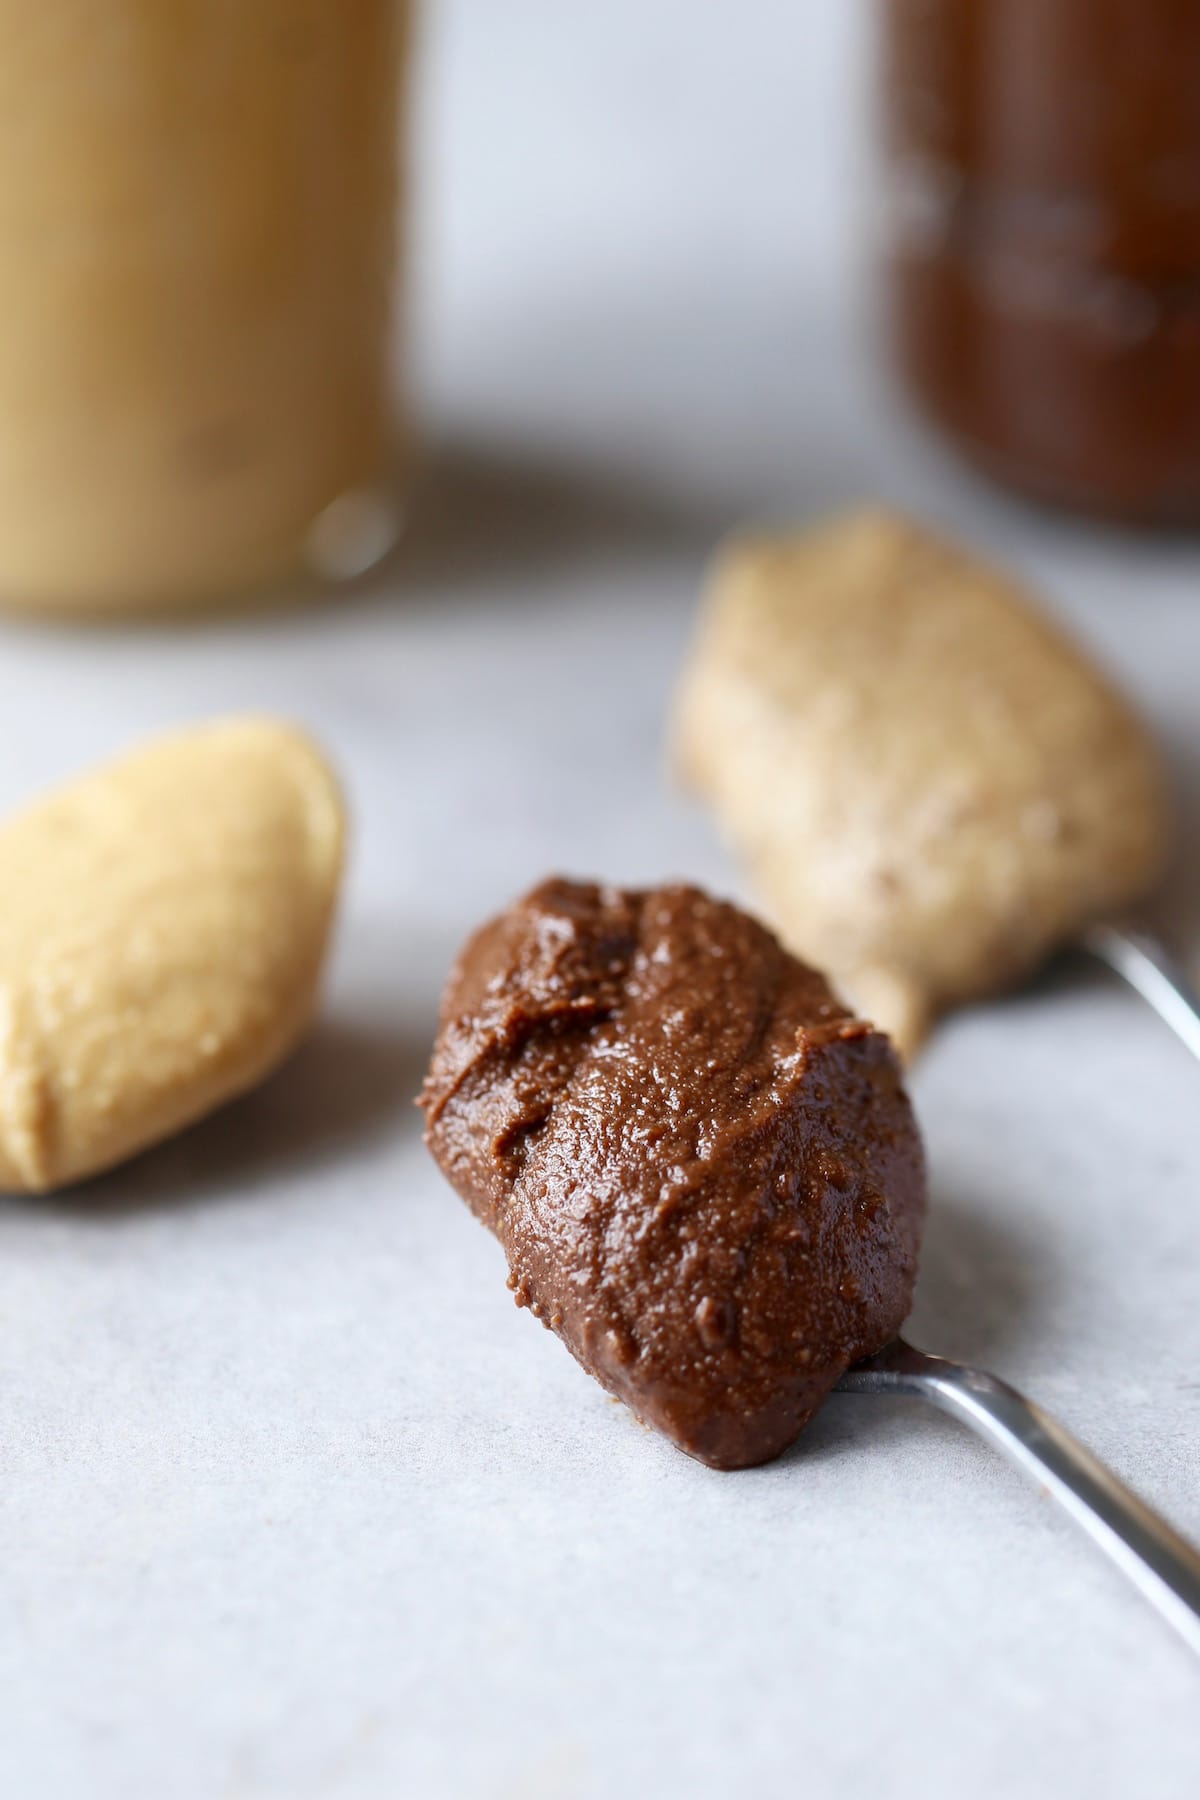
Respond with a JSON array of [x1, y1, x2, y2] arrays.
[[1083, 920, 1200, 1064], [836, 1337, 1200, 1655]]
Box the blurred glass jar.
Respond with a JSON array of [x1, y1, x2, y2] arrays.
[[883, 0, 1200, 523], [0, 1, 409, 616]]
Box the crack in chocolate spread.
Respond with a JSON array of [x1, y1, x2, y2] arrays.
[[421, 879, 927, 1470]]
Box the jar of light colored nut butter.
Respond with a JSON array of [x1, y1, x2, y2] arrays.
[[0, 1, 410, 616]]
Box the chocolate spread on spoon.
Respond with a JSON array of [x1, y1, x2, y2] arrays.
[[421, 879, 926, 1469]]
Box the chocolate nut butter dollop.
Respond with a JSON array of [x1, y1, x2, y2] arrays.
[[421, 879, 926, 1470]]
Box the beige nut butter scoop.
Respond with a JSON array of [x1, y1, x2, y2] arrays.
[[0, 717, 344, 1192], [673, 510, 1170, 1057]]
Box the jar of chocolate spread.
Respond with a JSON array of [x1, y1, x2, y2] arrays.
[[882, 0, 1200, 522]]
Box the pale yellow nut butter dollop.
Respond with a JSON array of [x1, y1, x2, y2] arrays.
[[0, 717, 345, 1192]]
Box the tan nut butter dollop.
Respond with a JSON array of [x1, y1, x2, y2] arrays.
[[674, 510, 1170, 1057], [0, 717, 344, 1192]]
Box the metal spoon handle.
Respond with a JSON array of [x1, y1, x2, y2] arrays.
[[838, 1341, 1200, 1656], [1082, 920, 1200, 1063]]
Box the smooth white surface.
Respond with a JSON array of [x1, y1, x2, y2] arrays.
[[3, 4, 1200, 1795]]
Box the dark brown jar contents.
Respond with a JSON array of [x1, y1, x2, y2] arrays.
[[884, 0, 1200, 522], [421, 879, 926, 1471]]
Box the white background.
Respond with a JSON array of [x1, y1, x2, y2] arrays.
[[3, 4, 1200, 1795]]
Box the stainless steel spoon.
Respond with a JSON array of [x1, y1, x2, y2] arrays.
[[836, 1338, 1200, 1656], [1084, 920, 1200, 1064]]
